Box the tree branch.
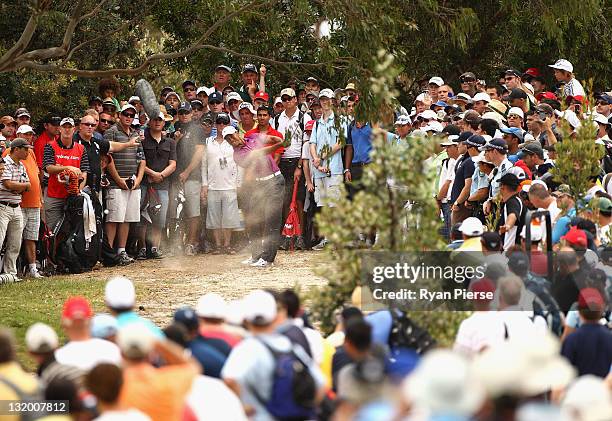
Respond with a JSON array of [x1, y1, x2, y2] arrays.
[[0, 7, 43, 72]]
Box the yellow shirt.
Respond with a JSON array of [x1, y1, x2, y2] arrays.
[[0, 362, 41, 421]]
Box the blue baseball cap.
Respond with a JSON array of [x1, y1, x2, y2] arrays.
[[174, 306, 199, 331], [500, 127, 524, 143], [431, 100, 448, 109]]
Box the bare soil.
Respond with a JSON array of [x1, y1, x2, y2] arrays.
[[73, 250, 327, 326]]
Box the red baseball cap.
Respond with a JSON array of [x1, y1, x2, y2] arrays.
[[561, 226, 587, 248], [565, 95, 585, 105], [577, 287, 604, 311], [524, 67, 541, 77], [254, 91, 269, 102], [62, 296, 93, 321], [469, 277, 496, 302], [536, 91, 558, 101]]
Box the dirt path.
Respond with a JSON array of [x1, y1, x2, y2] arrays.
[[74, 250, 328, 326]]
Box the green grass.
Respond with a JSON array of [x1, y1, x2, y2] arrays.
[[0, 277, 107, 370]]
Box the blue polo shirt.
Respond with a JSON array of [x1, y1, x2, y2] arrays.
[[347, 123, 373, 165], [116, 311, 164, 339], [312, 112, 343, 179]]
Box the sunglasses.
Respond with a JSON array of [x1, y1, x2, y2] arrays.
[[192, 106, 204, 111], [504, 76, 516, 81], [460, 77, 475, 83], [100, 118, 113, 124], [121, 113, 136, 118], [417, 117, 431, 123], [184, 87, 196, 92], [281, 96, 293, 102], [507, 114, 521, 119], [209, 100, 222, 105], [596, 101, 609, 106], [81, 122, 96, 127], [178, 110, 191, 115]]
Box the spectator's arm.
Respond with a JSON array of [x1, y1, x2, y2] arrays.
[[182, 144, 204, 178], [153, 339, 201, 373], [455, 178, 473, 204]]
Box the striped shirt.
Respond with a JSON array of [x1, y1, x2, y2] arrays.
[[563, 78, 586, 98], [103, 124, 145, 188], [0, 155, 29, 204], [43, 140, 90, 173]]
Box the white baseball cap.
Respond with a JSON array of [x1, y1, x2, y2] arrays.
[[548, 59, 573, 73], [120, 103, 137, 114], [472, 92, 491, 103], [238, 102, 256, 115], [319, 88, 335, 99], [459, 217, 484, 237], [16, 125, 34, 134], [418, 109, 438, 120], [226, 92, 242, 103], [225, 299, 245, 326], [415, 93, 428, 103], [428, 76, 444, 87], [394, 115, 411, 126], [243, 290, 277, 325], [507, 107, 524, 119], [25, 323, 59, 353], [117, 323, 155, 360], [280, 88, 296, 98], [60, 117, 75, 127], [562, 375, 612, 421], [274, 97, 283, 106], [195, 292, 227, 319], [196, 86, 214, 96], [423, 121, 443, 133], [128, 95, 141, 104], [593, 113, 611, 126], [222, 125, 237, 139], [105, 276, 136, 309]]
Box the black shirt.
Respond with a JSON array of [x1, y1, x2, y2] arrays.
[[450, 154, 475, 203], [174, 121, 205, 182], [561, 323, 612, 378], [73, 132, 110, 191], [498, 194, 525, 248], [142, 129, 176, 190], [552, 269, 587, 314]]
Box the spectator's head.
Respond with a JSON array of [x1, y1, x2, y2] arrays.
[[479, 138, 507, 165], [343, 317, 372, 360], [105, 276, 136, 314], [61, 296, 94, 339], [256, 105, 272, 127], [403, 349, 484, 417], [241, 64, 258, 86], [521, 142, 544, 169], [507, 252, 529, 278], [59, 117, 76, 140], [486, 84, 503, 101], [319, 89, 335, 111], [279, 289, 301, 319], [481, 231, 502, 253], [214, 64, 232, 86], [577, 288, 605, 322], [561, 375, 612, 421], [527, 182, 551, 209], [498, 275, 523, 309], [42, 114, 62, 137], [506, 107, 524, 128], [91, 314, 118, 342], [561, 226, 587, 253], [549, 59, 574, 82], [458, 217, 484, 240], [557, 247, 579, 275], [195, 293, 227, 325], [226, 92, 243, 114], [478, 118, 498, 137], [173, 306, 199, 337], [243, 290, 278, 331], [98, 77, 120, 98], [46, 378, 83, 415], [163, 323, 189, 348], [238, 102, 256, 124], [280, 88, 297, 112], [450, 223, 463, 242], [25, 323, 59, 363], [85, 363, 123, 406], [117, 324, 155, 362], [9, 137, 33, 161], [15, 124, 35, 144], [182, 80, 197, 100], [499, 173, 520, 198], [0, 328, 16, 363], [507, 88, 527, 109], [178, 101, 193, 123]]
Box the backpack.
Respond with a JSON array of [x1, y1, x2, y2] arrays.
[[52, 192, 102, 274], [387, 309, 436, 354], [0, 376, 45, 421], [278, 324, 313, 358], [253, 338, 317, 420], [524, 273, 563, 336]]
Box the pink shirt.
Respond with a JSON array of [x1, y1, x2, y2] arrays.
[[232, 132, 280, 178]]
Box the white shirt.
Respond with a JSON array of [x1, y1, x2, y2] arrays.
[[293, 318, 324, 365], [563, 78, 586, 98], [94, 409, 151, 421], [55, 338, 121, 371], [186, 375, 247, 421], [454, 311, 506, 357], [221, 333, 324, 421], [273, 109, 312, 159], [496, 308, 546, 340], [438, 157, 457, 203], [202, 136, 240, 190]]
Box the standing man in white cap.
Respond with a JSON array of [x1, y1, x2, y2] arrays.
[[549, 58, 585, 98], [43, 117, 89, 231], [3, 126, 43, 278], [428, 77, 444, 103], [272, 87, 312, 250]]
